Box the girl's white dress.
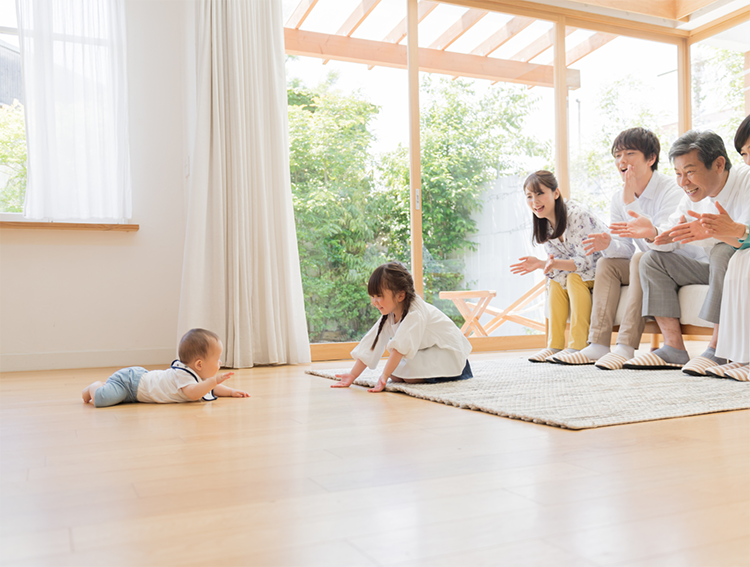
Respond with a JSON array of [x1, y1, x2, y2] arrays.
[[351, 295, 472, 379], [716, 247, 750, 363]]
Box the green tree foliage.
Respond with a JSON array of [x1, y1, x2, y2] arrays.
[[289, 75, 545, 338], [288, 75, 387, 342], [0, 101, 27, 213], [571, 75, 674, 217], [374, 77, 544, 310], [692, 44, 744, 149]]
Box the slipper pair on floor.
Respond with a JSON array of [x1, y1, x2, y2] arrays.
[[528, 349, 603, 366], [528, 348, 749, 381], [529, 349, 632, 370], [623, 355, 748, 380]]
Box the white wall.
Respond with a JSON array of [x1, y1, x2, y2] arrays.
[[462, 175, 545, 336], [0, 0, 190, 372]]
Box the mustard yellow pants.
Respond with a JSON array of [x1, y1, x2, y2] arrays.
[[548, 273, 595, 350]]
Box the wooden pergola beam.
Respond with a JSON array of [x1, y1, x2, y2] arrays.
[[323, 0, 381, 64], [563, 0, 675, 19], [284, 28, 581, 88], [370, 1, 437, 70], [565, 31, 616, 66], [675, 0, 727, 21], [285, 0, 319, 30], [428, 8, 489, 51], [381, 0, 438, 45], [469, 15, 534, 56], [510, 26, 574, 63], [335, 0, 381, 36], [554, 0, 719, 21]]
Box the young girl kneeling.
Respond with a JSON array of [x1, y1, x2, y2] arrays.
[[510, 171, 607, 363], [333, 262, 473, 393]]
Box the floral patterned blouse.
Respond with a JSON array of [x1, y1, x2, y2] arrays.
[[543, 200, 608, 289]]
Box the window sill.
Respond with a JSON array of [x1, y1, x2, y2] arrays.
[[0, 221, 139, 232]]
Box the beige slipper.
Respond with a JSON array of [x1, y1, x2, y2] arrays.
[[706, 361, 747, 378], [594, 352, 628, 371], [551, 351, 595, 365], [725, 365, 749, 382], [682, 356, 721, 376], [528, 348, 558, 363], [622, 352, 683, 370]]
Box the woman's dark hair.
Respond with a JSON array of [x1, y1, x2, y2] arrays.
[[367, 262, 417, 350], [523, 170, 566, 245], [610, 127, 661, 171], [734, 114, 750, 155]]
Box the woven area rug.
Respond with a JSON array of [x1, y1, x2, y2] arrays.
[[306, 359, 750, 430]]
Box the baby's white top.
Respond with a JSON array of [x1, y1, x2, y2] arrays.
[[351, 295, 472, 379], [136, 361, 197, 403]]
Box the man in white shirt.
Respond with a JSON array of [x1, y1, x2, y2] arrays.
[[617, 131, 750, 374], [553, 128, 683, 368]]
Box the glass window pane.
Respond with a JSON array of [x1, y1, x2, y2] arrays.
[[567, 35, 679, 223], [417, 5, 556, 339], [0, 27, 26, 213], [0, 0, 18, 28], [284, 0, 408, 343], [691, 20, 749, 154]]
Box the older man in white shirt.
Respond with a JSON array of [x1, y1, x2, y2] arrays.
[[617, 131, 750, 374]]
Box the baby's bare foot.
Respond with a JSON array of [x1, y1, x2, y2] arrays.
[[82, 387, 92, 403]]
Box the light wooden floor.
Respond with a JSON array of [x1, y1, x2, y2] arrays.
[[1, 345, 749, 567]]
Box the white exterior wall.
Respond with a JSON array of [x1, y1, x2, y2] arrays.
[[462, 175, 545, 336]]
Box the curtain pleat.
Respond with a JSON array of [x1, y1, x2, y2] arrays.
[[178, 0, 310, 367]]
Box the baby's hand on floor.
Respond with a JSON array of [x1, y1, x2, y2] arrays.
[[231, 389, 250, 398]]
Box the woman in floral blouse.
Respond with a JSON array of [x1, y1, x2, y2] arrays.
[[510, 170, 608, 363]]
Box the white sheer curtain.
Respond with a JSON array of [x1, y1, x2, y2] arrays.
[[178, 0, 310, 367], [16, 0, 131, 220]]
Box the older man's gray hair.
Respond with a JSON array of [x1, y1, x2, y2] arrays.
[[669, 130, 732, 172]]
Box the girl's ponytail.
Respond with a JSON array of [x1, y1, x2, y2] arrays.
[[371, 315, 388, 351]]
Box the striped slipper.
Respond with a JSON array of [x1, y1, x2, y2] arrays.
[[682, 356, 721, 376], [595, 352, 628, 371], [622, 352, 684, 370], [551, 351, 595, 365], [528, 348, 558, 363], [706, 361, 747, 378], [724, 364, 749, 382]]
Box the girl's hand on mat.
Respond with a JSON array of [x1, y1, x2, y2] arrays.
[[332, 373, 357, 388], [582, 232, 611, 255], [368, 376, 388, 393], [610, 211, 654, 240], [510, 256, 543, 275]]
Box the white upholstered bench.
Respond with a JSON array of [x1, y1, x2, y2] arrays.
[[544, 283, 714, 347]]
